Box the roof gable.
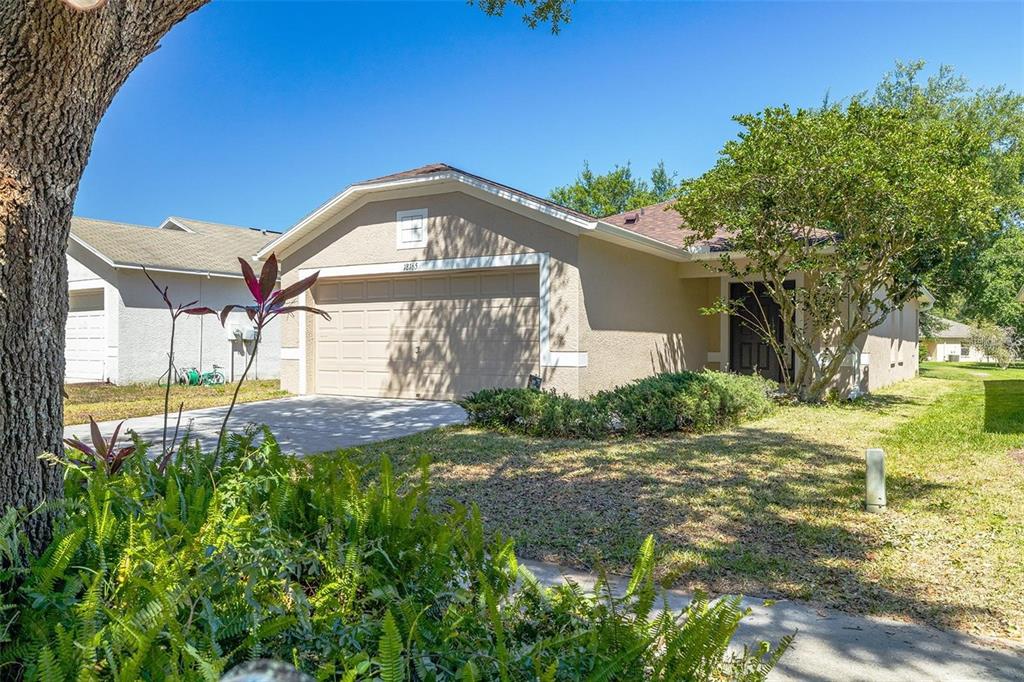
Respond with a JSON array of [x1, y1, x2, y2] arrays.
[[259, 163, 696, 262], [258, 163, 600, 260]]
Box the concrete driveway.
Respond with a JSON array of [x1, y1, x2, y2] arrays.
[[64, 395, 467, 455]]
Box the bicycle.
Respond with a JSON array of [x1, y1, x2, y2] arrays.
[[178, 364, 227, 386]]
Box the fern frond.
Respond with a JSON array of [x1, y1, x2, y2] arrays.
[[34, 526, 86, 593], [377, 610, 404, 682]]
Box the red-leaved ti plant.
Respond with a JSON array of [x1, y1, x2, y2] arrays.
[[143, 267, 218, 464], [63, 418, 136, 476], [215, 254, 329, 459]]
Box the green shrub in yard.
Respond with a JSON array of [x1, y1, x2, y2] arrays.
[[461, 370, 776, 438], [457, 386, 609, 438], [0, 428, 789, 681]]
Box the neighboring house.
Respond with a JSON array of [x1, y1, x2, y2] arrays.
[[923, 317, 995, 363], [258, 163, 926, 400], [67, 216, 282, 384]]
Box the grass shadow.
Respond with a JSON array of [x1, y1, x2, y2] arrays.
[[353, 421, 993, 634], [984, 380, 1024, 434]]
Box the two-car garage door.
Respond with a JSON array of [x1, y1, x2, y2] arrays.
[[313, 267, 539, 400]]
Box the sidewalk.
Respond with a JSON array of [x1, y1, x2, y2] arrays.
[[521, 559, 1024, 682]]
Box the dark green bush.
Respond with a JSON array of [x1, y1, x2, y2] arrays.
[[0, 429, 788, 680], [461, 370, 776, 438]]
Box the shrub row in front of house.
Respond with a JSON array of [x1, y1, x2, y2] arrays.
[[460, 370, 777, 438]]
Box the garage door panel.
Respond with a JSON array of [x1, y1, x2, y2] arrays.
[[480, 272, 513, 295], [339, 281, 366, 300], [366, 310, 392, 329], [339, 310, 364, 329], [366, 279, 391, 298], [66, 290, 106, 381], [419, 276, 449, 298], [449, 274, 481, 296], [314, 267, 539, 400], [392, 278, 417, 298], [514, 271, 540, 295]]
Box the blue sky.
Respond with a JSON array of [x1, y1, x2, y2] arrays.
[[75, 0, 1024, 231]]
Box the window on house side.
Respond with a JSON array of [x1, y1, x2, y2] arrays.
[[396, 209, 428, 249]]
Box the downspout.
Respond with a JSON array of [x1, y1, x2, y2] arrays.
[[198, 275, 205, 371]]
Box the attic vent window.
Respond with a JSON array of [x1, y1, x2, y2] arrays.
[[396, 209, 428, 249], [623, 212, 640, 224]]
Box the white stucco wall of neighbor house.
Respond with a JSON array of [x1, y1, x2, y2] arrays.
[[65, 249, 281, 385], [114, 270, 281, 385]]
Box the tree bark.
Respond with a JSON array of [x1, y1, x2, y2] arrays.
[[0, 0, 207, 551]]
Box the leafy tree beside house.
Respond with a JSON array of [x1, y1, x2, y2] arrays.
[[550, 160, 680, 217], [957, 227, 1024, 347], [674, 95, 1007, 401], [870, 62, 1024, 308]]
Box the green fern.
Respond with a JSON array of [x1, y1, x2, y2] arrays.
[[36, 644, 62, 682], [33, 526, 86, 595], [377, 609, 404, 682], [480, 573, 510, 682]]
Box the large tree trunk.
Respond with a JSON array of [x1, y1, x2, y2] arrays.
[[0, 0, 206, 551]]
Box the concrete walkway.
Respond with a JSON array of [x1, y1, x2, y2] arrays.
[[522, 560, 1024, 682], [64, 395, 467, 454]]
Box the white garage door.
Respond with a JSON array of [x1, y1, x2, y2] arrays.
[[66, 289, 106, 381], [314, 267, 539, 400]]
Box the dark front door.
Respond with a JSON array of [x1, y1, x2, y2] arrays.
[[729, 282, 794, 383]]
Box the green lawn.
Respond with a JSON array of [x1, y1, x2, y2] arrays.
[[64, 379, 287, 425], [350, 362, 1024, 640]]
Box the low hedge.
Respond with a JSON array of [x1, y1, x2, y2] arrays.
[[460, 370, 776, 438]]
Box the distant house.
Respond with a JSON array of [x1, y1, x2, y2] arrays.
[[923, 317, 993, 363], [257, 163, 927, 400], [66, 216, 282, 384]]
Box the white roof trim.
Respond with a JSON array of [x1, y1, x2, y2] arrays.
[[159, 217, 197, 233], [592, 220, 688, 260], [116, 264, 245, 279], [258, 170, 600, 260], [917, 285, 936, 310]]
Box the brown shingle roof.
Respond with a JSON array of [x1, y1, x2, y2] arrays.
[[602, 201, 732, 251], [71, 216, 278, 276], [355, 163, 596, 222], [604, 201, 835, 252]]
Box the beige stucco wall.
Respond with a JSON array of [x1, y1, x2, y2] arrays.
[[576, 236, 713, 396], [837, 299, 920, 394]]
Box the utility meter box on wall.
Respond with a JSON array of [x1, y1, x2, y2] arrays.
[[227, 324, 258, 341]]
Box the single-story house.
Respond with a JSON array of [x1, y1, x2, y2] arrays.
[[67, 216, 282, 384], [258, 163, 926, 400], [923, 317, 994, 363]]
